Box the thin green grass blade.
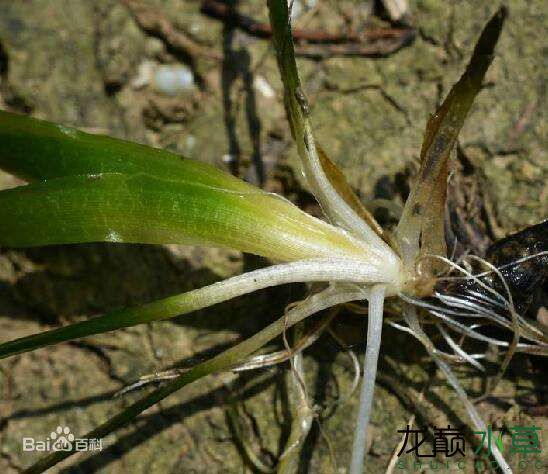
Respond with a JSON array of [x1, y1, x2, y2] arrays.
[[267, 0, 390, 249], [395, 7, 507, 270], [0, 259, 375, 359], [0, 110, 249, 190], [0, 172, 367, 261], [0, 285, 205, 359], [23, 289, 361, 474]]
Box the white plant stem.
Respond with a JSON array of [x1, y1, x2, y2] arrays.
[[350, 284, 386, 474], [184, 258, 399, 313]]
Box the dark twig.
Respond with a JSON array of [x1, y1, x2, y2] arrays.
[[202, 0, 359, 43], [201, 0, 415, 58], [294, 31, 415, 59], [122, 0, 219, 59]]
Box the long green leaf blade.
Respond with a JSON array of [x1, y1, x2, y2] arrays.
[[0, 260, 380, 359], [0, 110, 250, 190], [0, 280, 222, 359], [0, 173, 367, 262], [267, 1, 389, 248], [23, 288, 361, 474]]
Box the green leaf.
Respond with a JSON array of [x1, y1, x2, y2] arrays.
[[23, 313, 281, 473], [23, 287, 359, 473], [0, 259, 372, 359], [0, 285, 204, 359], [395, 7, 507, 273], [267, 1, 391, 247], [0, 110, 248, 190], [0, 172, 366, 262]]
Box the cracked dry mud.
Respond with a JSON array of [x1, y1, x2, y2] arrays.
[[0, 1, 546, 473]]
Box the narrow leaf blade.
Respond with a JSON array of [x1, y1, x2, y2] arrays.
[[0, 109, 250, 191], [0, 290, 197, 359], [23, 288, 358, 473], [0, 173, 367, 262], [395, 7, 507, 271], [267, 1, 387, 246]]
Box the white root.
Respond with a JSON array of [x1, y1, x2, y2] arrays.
[[424, 254, 509, 306], [350, 284, 386, 474], [327, 327, 362, 407], [277, 345, 315, 474], [233, 306, 336, 373], [403, 305, 513, 474], [436, 323, 485, 371]]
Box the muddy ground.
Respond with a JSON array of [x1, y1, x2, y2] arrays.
[[0, 1, 546, 473]]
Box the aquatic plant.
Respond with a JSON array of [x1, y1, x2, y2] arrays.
[[0, 2, 545, 473]]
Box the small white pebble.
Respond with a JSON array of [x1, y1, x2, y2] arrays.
[[190, 23, 202, 34], [153, 65, 195, 96], [290, 0, 316, 19], [290, 0, 304, 18], [254, 75, 275, 98], [154, 347, 164, 358]]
